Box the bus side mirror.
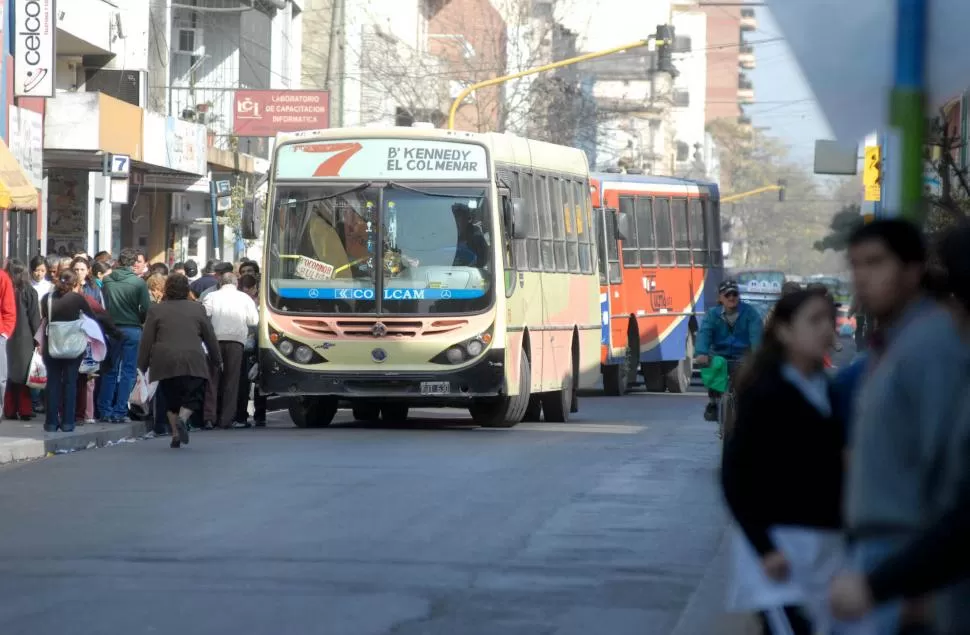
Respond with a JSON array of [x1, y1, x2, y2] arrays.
[[241, 197, 261, 240], [242, 174, 268, 240], [614, 208, 632, 242], [510, 198, 528, 239]]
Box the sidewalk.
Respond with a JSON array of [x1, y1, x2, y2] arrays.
[[0, 418, 149, 465]]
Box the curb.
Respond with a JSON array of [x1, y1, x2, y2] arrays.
[[0, 420, 150, 465]]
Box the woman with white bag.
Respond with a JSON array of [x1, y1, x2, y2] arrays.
[[40, 270, 96, 432], [722, 288, 847, 634]]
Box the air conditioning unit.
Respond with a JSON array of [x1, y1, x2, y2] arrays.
[[175, 28, 204, 56]]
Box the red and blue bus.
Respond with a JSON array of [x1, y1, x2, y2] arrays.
[[591, 174, 723, 395]]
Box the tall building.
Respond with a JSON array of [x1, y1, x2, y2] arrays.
[[700, 5, 756, 124]]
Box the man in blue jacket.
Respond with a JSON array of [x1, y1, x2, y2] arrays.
[[695, 279, 763, 420]]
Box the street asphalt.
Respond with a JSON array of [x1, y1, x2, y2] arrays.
[[0, 385, 760, 635]]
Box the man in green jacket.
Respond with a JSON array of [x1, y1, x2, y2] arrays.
[[97, 248, 152, 423]]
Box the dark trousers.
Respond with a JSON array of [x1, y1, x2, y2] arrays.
[[757, 606, 813, 635], [45, 355, 81, 432], [153, 385, 168, 435], [213, 341, 243, 429], [5, 382, 32, 417], [235, 351, 266, 423]]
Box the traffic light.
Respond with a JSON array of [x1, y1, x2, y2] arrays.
[[655, 25, 675, 74], [777, 179, 787, 202]]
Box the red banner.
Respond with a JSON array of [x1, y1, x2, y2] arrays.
[[233, 90, 330, 137]]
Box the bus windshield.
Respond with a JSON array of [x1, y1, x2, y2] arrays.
[[267, 183, 493, 314]]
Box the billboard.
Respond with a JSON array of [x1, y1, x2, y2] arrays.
[[14, 0, 56, 97], [233, 90, 330, 137]]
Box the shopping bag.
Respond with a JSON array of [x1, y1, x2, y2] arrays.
[[78, 344, 99, 375], [26, 351, 47, 390], [129, 369, 158, 407]]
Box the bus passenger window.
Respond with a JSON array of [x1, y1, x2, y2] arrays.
[[671, 197, 690, 265], [689, 199, 706, 265], [550, 178, 566, 272], [563, 181, 579, 272], [536, 175, 555, 271], [705, 199, 722, 266], [635, 197, 657, 266], [593, 207, 607, 284], [619, 196, 638, 268], [655, 198, 674, 265], [518, 172, 540, 271]]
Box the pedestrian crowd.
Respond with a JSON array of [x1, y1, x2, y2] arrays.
[[720, 219, 970, 635], [0, 249, 263, 446]]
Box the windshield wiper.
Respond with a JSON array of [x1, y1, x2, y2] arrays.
[[386, 181, 484, 201]]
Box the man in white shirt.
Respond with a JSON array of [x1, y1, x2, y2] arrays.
[[203, 273, 259, 429]]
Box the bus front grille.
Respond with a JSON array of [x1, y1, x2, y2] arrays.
[[289, 318, 469, 339]]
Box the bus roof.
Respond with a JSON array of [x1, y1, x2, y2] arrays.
[[590, 172, 720, 198], [274, 126, 590, 179]]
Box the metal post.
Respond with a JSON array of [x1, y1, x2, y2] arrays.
[[447, 38, 652, 130], [209, 179, 220, 261], [888, 0, 927, 222]]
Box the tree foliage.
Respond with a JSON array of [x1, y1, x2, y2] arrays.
[[707, 118, 849, 274], [814, 204, 862, 253]]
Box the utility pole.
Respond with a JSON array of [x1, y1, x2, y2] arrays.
[[885, 0, 927, 222]]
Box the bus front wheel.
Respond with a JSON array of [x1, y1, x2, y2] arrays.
[[469, 352, 530, 428], [289, 397, 338, 428]]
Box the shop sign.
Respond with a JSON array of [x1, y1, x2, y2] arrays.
[[233, 90, 330, 137], [142, 113, 207, 176], [8, 106, 43, 188], [14, 0, 56, 97]]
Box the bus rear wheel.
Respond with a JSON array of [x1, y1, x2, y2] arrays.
[[289, 397, 338, 428], [469, 352, 530, 428], [664, 338, 695, 394], [523, 396, 542, 422], [603, 330, 638, 396], [541, 375, 571, 423], [642, 363, 665, 392]]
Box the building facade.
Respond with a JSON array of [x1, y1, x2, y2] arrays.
[[36, 0, 303, 265], [700, 3, 756, 125]]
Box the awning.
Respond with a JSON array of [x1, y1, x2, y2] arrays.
[[0, 140, 37, 211]]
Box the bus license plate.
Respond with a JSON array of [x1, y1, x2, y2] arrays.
[[420, 381, 450, 395]]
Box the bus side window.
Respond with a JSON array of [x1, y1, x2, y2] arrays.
[[517, 171, 539, 271], [705, 199, 722, 266], [536, 174, 555, 271], [655, 198, 674, 265], [619, 196, 638, 268], [593, 207, 607, 284], [605, 208, 622, 284], [573, 181, 591, 274], [636, 196, 657, 266], [689, 198, 706, 265], [671, 197, 690, 265], [563, 180, 579, 272], [550, 177, 567, 272]]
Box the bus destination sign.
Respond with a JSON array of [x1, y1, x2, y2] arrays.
[[276, 138, 489, 181]]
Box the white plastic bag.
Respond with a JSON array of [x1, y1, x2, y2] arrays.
[[26, 351, 47, 389], [129, 369, 158, 407], [79, 344, 99, 375]]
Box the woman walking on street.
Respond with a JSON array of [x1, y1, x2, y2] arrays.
[[722, 288, 845, 634], [40, 270, 96, 432], [138, 274, 222, 448], [4, 260, 40, 420]]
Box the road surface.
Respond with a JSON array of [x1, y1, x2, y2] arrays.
[[0, 388, 756, 635]]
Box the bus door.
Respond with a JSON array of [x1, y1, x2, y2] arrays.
[[594, 204, 623, 355]]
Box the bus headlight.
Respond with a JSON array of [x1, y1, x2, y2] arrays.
[[268, 325, 328, 364], [430, 328, 493, 365], [294, 345, 315, 365]]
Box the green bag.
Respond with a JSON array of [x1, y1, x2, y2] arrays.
[[700, 355, 729, 393]]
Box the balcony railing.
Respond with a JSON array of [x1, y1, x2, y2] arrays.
[[738, 87, 755, 104], [740, 9, 757, 31], [739, 44, 756, 70]]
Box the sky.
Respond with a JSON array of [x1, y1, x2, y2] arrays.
[[747, 7, 832, 169]]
